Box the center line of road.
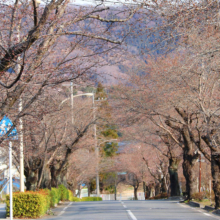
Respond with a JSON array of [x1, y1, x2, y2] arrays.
[[126, 210, 137, 220]]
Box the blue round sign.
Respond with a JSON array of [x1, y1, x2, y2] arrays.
[[0, 116, 18, 138]]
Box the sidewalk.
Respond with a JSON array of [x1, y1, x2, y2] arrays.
[[0, 204, 6, 219]]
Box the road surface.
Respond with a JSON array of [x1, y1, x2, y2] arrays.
[[42, 200, 220, 220]]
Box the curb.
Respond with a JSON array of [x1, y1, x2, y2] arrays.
[[204, 205, 215, 211], [187, 201, 220, 217], [189, 201, 200, 207], [213, 209, 220, 215]]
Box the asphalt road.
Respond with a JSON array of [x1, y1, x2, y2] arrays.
[[43, 200, 220, 220]]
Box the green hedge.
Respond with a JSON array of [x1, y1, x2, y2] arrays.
[[6, 185, 102, 218], [80, 197, 102, 202], [50, 188, 60, 207], [68, 190, 77, 202], [70, 196, 81, 202], [58, 184, 69, 201], [6, 191, 50, 218]]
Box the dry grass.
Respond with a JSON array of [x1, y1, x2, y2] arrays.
[[196, 199, 214, 207]]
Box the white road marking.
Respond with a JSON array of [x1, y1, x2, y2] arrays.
[[123, 205, 127, 208], [178, 202, 220, 219], [126, 210, 137, 220], [58, 202, 73, 216], [177, 203, 188, 208], [204, 213, 211, 216], [58, 211, 65, 216]]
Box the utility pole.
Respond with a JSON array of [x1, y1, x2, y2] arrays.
[[15, 27, 24, 192], [19, 98, 24, 192], [93, 95, 100, 197], [199, 154, 202, 193], [9, 142, 13, 220], [70, 81, 74, 124]]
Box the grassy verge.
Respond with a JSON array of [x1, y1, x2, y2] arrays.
[[196, 199, 214, 207], [70, 197, 102, 202]]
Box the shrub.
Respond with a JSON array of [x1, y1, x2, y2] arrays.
[[148, 193, 168, 200], [81, 197, 102, 202], [58, 184, 69, 201], [6, 191, 50, 218], [39, 189, 51, 211], [203, 190, 215, 201], [192, 192, 205, 201], [50, 188, 60, 206], [68, 190, 75, 201], [71, 196, 81, 202]]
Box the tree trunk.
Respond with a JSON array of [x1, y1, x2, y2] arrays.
[[211, 152, 220, 209], [77, 184, 81, 198], [149, 185, 155, 198], [143, 181, 146, 200], [24, 159, 42, 191], [181, 126, 199, 200], [169, 158, 180, 197], [182, 150, 198, 200], [114, 185, 117, 200], [50, 163, 68, 187], [88, 182, 91, 197], [39, 165, 51, 189], [155, 182, 160, 195], [161, 177, 167, 193], [134, 186, 138, 200], [25, 170, 38, 191]]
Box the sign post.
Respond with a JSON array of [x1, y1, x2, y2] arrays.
[[0, 116, 18, 220], [9, 142, 13, 220]]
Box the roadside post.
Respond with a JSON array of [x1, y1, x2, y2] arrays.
[[0, 116, 18, 220]]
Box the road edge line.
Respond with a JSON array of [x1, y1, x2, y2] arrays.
[[126, 210, 137, 220]]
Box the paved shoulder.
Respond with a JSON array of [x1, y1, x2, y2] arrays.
[[0, 204, 6, 219]]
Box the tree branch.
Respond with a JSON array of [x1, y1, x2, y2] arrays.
[[32, 0, 38, 27], [55, 32, 121, 44]]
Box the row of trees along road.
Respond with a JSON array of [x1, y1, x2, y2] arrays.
[[0, 0, 145, 192], [2, 0, 220, 209], [112, 1, 220, 209]]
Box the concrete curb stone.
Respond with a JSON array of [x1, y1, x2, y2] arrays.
[[189, 201, 200, 207], [213, 209, 220, 215], [204, 205, 215, 211]]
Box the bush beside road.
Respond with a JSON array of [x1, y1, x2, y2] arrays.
[[5, 185, 102, 218]]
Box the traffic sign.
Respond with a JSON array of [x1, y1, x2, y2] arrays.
[[0, 116, 17, 138]]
